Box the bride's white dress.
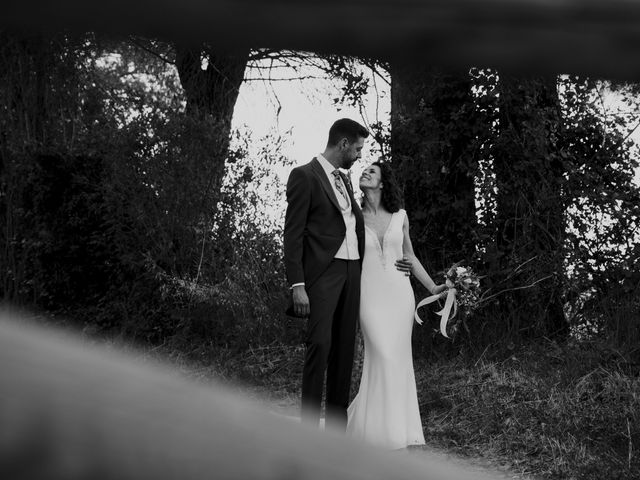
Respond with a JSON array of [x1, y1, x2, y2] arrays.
[[347, 209, 426, 450]]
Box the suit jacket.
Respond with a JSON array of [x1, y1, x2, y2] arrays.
[[284, 158, 365, 290]]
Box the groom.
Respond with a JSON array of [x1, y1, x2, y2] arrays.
[[284, 118, 410, 431]]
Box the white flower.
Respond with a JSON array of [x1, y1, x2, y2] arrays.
[[455, 267, 466, 276]]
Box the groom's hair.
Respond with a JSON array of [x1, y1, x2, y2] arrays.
[[327, 118, 369, 146]]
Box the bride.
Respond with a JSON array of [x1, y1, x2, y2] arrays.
[[347, 161, 446, 450]]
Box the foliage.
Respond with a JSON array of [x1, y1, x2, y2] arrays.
[[2, 33, 639, 480], [322, 54, 391, 155], [388, 69, 640, 356], [2, 28, 639, 375], [560, 78, 640, 352], [470, 74, 569, 344], [0, 31, 295, 351], [320, 59, 640, 357], [0, 31, 104, 302], [390, 65, 488, 274], [386, 66, 491, 357]]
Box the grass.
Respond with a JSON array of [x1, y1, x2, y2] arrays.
[[23, 306, 639, 479], [141, 328, 639, 479], [145, 332, 639, 479], [416, 340, 640, 479], [169, 335, 638, 480]]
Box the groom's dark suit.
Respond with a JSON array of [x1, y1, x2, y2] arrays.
[[284, 157, 365, 429]]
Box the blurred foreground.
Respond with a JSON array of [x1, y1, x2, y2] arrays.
[[0, 308, 507, 480]]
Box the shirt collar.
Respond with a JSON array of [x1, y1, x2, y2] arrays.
[[317, 153, 340, 177]]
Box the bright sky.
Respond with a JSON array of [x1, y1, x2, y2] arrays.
[[232, 63, 390, 184], [230, 61, 391, 227], [230, 61, 640, 230]]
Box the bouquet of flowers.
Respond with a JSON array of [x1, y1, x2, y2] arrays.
[[445, 263, 481, 318], [414, 262, 481, 338]]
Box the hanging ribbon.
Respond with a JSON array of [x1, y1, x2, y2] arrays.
[[414, 280, 458, 338]]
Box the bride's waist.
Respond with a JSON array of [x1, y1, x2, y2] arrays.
[[361, 268, 412, 284]]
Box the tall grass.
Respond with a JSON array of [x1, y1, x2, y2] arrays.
[[417, 340, 640, 479], [594, 291, 640, 362]]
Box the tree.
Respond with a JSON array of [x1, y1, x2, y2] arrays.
[[390, 63, 485, 280], [560, 77, 640, 349], [485, 74, 568, 340], [0, 30, 97, 303]]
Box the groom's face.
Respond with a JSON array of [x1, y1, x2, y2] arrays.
[[340, 136, 365, 170]]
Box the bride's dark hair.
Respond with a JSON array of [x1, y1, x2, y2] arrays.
[[372, 160, 403, 213]]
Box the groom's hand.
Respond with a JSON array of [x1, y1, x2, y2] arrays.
[[292, 285, 310, 318], [395, 256, 412, 276]]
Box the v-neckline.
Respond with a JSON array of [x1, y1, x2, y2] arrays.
[[365, 211, 395, 255]]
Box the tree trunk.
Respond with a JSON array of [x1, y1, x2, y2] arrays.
[[390, 63, 486, 356], [174, 44, 248, 147], [390, 63, 481, 273], [173, 43, 249, 211], [490, 75, 568, 339]]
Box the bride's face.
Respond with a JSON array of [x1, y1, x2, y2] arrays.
[[359, 165, 382, 191]]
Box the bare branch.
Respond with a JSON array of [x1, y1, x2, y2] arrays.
[[477, 274, 554, 305], [243, 75, 328, 82], [128, 36, 174, 65]]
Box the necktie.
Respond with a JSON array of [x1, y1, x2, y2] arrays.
[[332, 170, 349, 203], [341, 171, 353, 193]]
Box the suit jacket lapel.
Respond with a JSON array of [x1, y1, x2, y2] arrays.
[[311, 158, 342, 212]]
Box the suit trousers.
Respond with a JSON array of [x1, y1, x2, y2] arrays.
[[301, 258, 361, 431]]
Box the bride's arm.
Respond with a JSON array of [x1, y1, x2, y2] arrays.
[[401, 213, 447, 295]]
